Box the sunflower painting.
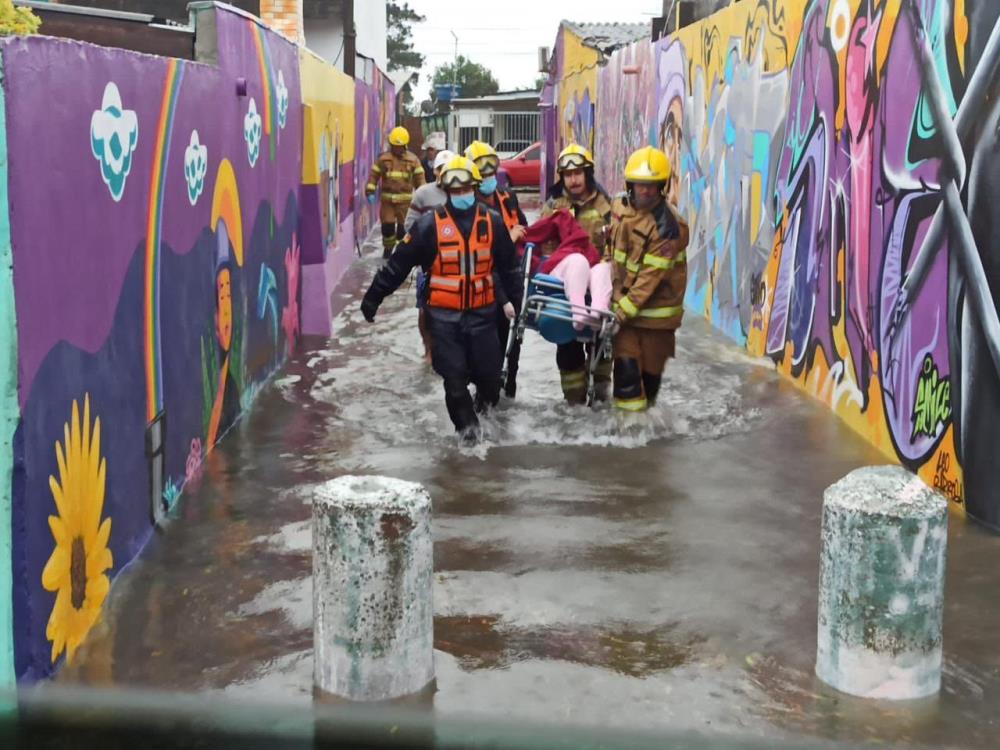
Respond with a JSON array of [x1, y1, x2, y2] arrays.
[[41, 395, 114, 663]]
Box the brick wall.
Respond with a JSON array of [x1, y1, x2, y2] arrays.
[[259, 0, 303, 43]]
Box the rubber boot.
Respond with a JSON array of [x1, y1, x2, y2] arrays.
[[641, 372, 662, 407]]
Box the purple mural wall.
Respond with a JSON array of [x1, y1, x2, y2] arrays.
[[353, 72, 396, 246], [3, 4, 302, 679]]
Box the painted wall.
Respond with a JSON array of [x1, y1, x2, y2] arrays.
[[592, 0, 1000, 526], [541, 25, 599, 196], [299, 48, 356, 336], [3, 4, 302, 680], [353, 71, 397, 244]]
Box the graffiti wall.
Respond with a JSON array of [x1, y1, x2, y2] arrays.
[[3, 4, 302, 679], [593, 0, 1000, 525], [299, 49, 356, 336], [353, 72, 396, 245], [541, 24, 599, 196]]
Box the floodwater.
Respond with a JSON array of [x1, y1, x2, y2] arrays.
[[54, 208, 1000, 748]]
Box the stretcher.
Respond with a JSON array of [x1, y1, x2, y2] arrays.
[[501, 244, 616, 406]]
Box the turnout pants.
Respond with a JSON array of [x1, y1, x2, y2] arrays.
[[612, 326, 676, 411], [427, 307, 502, 433], [556, 341, 612, 404], [380, 201, 408, 257]]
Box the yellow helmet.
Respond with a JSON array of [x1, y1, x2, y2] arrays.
[[556, 143, 594, 173], [624, 146, 671, 183], [438, 156, 482, 188], [464, 141, 499, 176], [388, 126, 410, 147]]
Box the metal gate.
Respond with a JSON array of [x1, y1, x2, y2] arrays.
[[450, 110, 540, 157]]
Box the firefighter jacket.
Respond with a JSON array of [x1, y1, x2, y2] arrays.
[[606, 195, 689, 330], [366, 150, 425, 204], [362, 202, 522, 314], [540, 187, 613, 253]]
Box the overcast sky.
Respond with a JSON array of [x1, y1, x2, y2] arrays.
[[404, 0, 663, 101]]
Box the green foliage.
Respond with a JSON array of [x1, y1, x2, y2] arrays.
[[432, 55, 499, 99], [0, 0, 40, 35], [387, 1, 424, 72], [534, 74, 549, 91]]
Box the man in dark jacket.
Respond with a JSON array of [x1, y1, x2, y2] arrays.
[[361, 156, 522, 442]]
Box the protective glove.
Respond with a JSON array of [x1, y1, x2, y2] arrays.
[[361, 295, 378, 322], [503, 302, 516, 321], [367, 193, 377, 205]]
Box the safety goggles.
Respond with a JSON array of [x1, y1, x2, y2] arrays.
[[439, 169, 477, 188], [557, 153, 590, 172], [474, 156, 499, 176]]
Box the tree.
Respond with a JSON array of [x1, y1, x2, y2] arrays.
[[387, 1, 425, 72], [432, 55, 499, 99], [533, 75, 549, 91], [0, 0, 39, 35]]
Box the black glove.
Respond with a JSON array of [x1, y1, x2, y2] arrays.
[[361, 295, 378, 322]]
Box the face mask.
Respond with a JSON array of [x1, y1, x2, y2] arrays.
[[480, 176, 498, 195], [450, 193, 476, 210]]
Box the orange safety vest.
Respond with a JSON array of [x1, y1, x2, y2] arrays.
[[487, 190, 520, 231], [428, 205, 496, 310]]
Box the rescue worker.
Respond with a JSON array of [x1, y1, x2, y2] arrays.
[[361, 156, 522, 442], [366, 126, 425, 258], [420, 131, 446, 180], [404, 149, 455, 362], [465, 141, 528, 397], [539, 143, 614, 403], [607, 146, 689, 412]]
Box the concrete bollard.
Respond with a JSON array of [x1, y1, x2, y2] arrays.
[[312, 475, 434, 701], [816, 466, 948, 700]]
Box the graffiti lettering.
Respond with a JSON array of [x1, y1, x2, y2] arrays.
[[911, 355, 951, 441], [933, 452, 963, 505]]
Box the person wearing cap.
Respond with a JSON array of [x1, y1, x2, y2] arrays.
[[404, 149, 455, 362], [538, 143, 615, 404], [465, 141, 529, 396], [420, 131, 446, 181], [361, 156, 523, 442], [366, 126, 425, 258], [607, 146, 689, 412]]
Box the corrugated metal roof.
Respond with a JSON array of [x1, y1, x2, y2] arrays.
[[562, 20, 648, 53]]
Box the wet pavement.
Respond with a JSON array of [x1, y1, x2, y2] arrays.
[[54, 204, 1000, 747]]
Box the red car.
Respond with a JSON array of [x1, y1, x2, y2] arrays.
[[499, 142, 541, 188]]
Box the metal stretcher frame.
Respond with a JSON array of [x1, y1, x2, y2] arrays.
[[501, 244, 616, 406]]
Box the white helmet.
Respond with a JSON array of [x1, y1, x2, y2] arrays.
[[433, 149, 456, 171]]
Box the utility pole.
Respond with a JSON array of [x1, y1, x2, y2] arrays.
[[450, 30, 459, 99]]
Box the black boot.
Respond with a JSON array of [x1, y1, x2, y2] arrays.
[[641, 372, 662, 407], [444, 380, 479, 433]]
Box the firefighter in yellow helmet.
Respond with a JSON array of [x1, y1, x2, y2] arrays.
[[539, 143, 615, 403], [366, 126, 426, 258], [606, 146, 689, 412], [465, 141, 529, 395], [361, 156, 523, 443]]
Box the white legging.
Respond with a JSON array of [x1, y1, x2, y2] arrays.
[[548, 255, 613, 329]]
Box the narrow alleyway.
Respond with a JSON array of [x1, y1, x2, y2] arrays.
[[53, 220, 1000, 747]]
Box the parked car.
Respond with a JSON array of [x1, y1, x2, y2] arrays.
[[499, 142, 541, 188], [494, 139, 532, 160]]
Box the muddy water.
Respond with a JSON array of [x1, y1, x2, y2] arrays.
[[55, 219, 1000, 748]]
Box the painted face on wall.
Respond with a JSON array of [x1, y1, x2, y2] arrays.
[[215, 267, 233, 352], [562, 168, 587, 197]]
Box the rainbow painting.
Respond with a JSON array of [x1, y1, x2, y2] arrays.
[[251, 20, 279, 160], [144, 58, 185, 423]]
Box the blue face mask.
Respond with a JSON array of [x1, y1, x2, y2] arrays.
[[450, 193, 476, 210], [480, 176, 498, 195]]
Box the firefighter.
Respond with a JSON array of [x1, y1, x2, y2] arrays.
[[607, 146, 689, 412], [465, 141, 528, 397], [361, 156, 522, 443], [366, 126, 425, 258], [540, 143, 614, 403]]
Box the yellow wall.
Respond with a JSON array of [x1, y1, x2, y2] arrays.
[[298, 49, 355, 186], [557, 26, 600, 152]]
